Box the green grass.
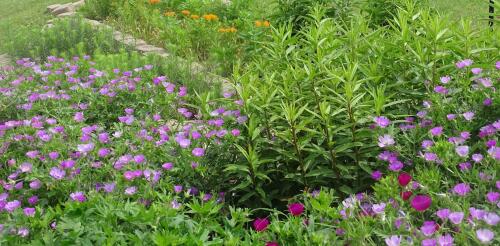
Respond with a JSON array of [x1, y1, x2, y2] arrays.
[[0, 0, 74, 52], [430, 0, 491, 20]]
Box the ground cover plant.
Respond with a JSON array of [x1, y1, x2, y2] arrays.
[[0, 0, 499, 245]]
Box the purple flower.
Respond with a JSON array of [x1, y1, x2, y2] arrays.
[[20, 162, 33, 173], [103, 182, 116, 193], [385, 235, 402, 246], [476, 229, 494, 244], [171, 200, 181, 209], [472, 153, 483, 163], [28, 196, 38, 205], [471, 67, 482, 74], [98, 132, 109, 143], [134, 154, 146, 164], [371, 170, 382, 180], [440, 76, 451, 84], [458, 162, 471, 171], [74, 112, 84, 122], [378, 134, 395, 148], [388, 161, 404, 172], [436, 208, 450, 220], [430, 127, 443, 136], [462, 111, 475, 121], [448, 212, 464, 224], [422, 140, 434, 149], [162, 162, 173, 170], [374, 116, 391, 128], [455, 145, 469, 157], [453, 183, 471, 196], [5, 200, 21, 213], [483, 98, 492, 106], [424, 152, 438, 162], [486, 192, 500, 203], [372, 203, 386, 214], [23, 207, 36, 217], [29, 180, 42, 190], [434, 86, 448, 95], [192, 147, 205, 157], [483, 212, 500, 226], [98, 148, 111, 158], [446, 114, 456, 120], [456, 59, 473, 69], [125, 186, 137, 195], [438, 234, 454, 246], [77, 143, 94, 153], [420, 221, 437, 236], [49, 167, 65, 180], [70, 192, 86, 202], [17, 227, 29, 237], [174, 185, 183, 193], [422, 238, 437, 246]]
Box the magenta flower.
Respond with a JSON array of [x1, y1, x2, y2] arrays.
[[192, 147, 205, 157], [287, 203, 305, 216], [70, 192, 86, 202], [49, 167, 65, 180], [133, 155, 146, 164], [231, 129, 240, 136], [476, 229, 494, 244], [397, 172, 412, 186], [384, 235, 402, 246], [378, 134, 395, 148], [374, 116, 391, 128], [483, 98, 492, 106], [253, 218, 269, 232], [453, 183, 471, 196], [455, 145, 469, 157], [448, 212, 464, 224], [410, 195, 432, 211]]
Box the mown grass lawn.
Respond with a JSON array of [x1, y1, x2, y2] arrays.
[[431, 0, 491, 20], [0, 0, 73, 52]]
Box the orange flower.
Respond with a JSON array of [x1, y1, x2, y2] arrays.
[[255, 20, 262, 27], [148, 0, 160, 4], [181, 10, 190, 16], [228, 27, 237, 33], [263, 20, 270, 27], [218, 28, 228, 33], [164, 11, 176, 17], [203, 14, 219, 21], [190, 14, 200, 20]]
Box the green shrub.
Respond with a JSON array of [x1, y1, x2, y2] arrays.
[[4, 17, 130, 60], [79, 0, 125, 21]]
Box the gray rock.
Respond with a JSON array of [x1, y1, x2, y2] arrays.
[[47, 4, 61, 13], [52, 4, 74, 15], [57, 12, 77, 17], [72, 0, 85, 8], [135, 44, 165, 53]]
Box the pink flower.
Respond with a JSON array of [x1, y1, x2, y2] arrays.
[[436, 208, 450, 220], [440, 76, 451, 84], [266, 242, 279, 246], [253, 218, 269, 232], [410, 195, 432, 212], [420, 221, 437, 236], [385, 235, 402, 246], [378, 134, 395, 148], [462, 111, 475, 121], [438, 234, 454, 246], [288, 203, 305, 216], [74, 112, 84, 122], [124, 186, 137, 195], [471, 68, 482, 74]]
